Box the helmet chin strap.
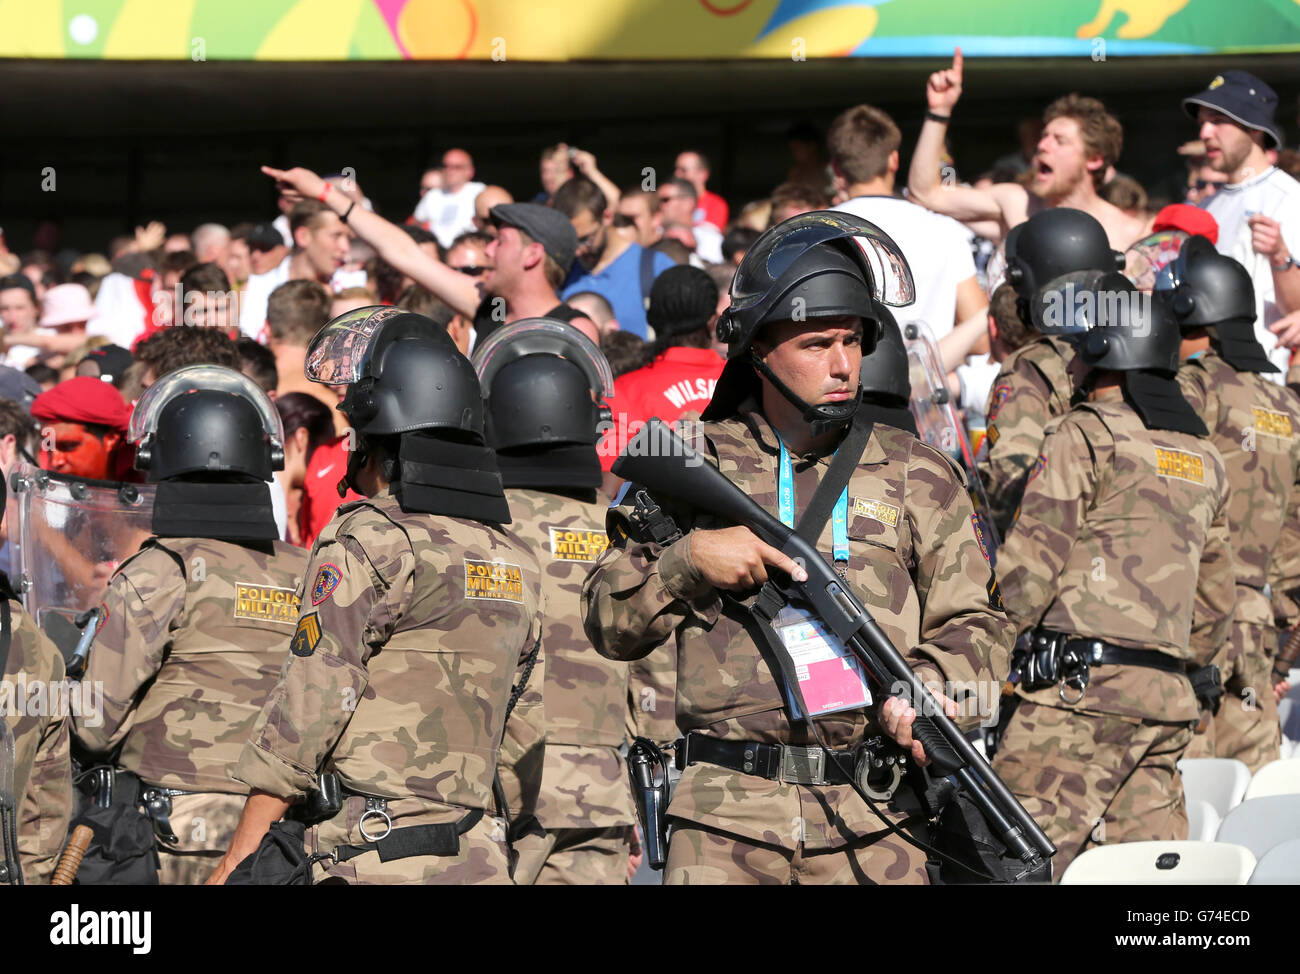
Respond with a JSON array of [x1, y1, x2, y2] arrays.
[[750, 353, 861, 439]]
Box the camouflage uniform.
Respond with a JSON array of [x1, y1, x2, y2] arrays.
[[235, 490, 545, 885], [1178, 350, 1300, 772], [993, 386, 1236, 872], [979, 335, 1076, 537], [503, 487, 635, 886], [1, 596, 72, 884], [73, 538, 309, 885], [582, 404, 1013, 885]]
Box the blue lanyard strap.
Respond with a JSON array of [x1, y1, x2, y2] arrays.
[[777, 438, 849, 564]]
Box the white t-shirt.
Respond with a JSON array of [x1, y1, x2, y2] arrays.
[[692, 223, 725, 265], [834, 195, 978, 341], [1203, 167, 1300, 376], [414, 182, 486, 249], [238, 257, 290, 342]]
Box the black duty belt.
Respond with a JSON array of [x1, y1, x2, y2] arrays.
[[140, 785, 197, 845], [1059, 637, 1184, 674], [675, 733, 856, 786]]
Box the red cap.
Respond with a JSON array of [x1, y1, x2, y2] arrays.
[[31, 377, 132, 431], [1151, 204, 1219, 246]]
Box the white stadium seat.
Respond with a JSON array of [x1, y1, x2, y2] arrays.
[[1060, 841, 1255, 885], [1177, 758, 1250, 818], [1185, 799, 1220, 842], [1216, 794, 1300, 860], [1243, 758, 1300, 801], [1248, 838, 1300, 884]]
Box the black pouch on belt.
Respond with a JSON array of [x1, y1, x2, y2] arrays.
[[225, 820, 313, 886], [71, 770, 160, 885]]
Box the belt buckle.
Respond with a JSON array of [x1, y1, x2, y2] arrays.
[[780, 745, 825, 785]]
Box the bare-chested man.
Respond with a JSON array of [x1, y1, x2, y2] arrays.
[[908, 48, 1151, 251]]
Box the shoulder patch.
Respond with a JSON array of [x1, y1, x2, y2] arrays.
[[1154, 447, 1205, 484], [988, 384, 1012, 421], [1253, 406, 1293, 439], [547, 526, 609, 563], [290, 612, 322, 657], [970, 514, 991, 562], [852, 497, 900, 527], [464, 559, 525, 603], [986, 424, 999, 447], [1028, 453, 1046, 483], [311, 564, 342, 606], [235, 584, 301, 625]]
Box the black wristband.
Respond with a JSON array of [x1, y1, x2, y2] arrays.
[[341, 201, 356, 224], [925, 110, 951, 123]]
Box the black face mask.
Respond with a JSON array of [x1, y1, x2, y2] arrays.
[[393, 432, 512, 524], [152, 480, 279, 541]]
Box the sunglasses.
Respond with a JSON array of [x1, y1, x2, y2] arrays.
[[1192, 179, 1224, 191], [453, 265, 489, 276], [611, 213, 637, 228]]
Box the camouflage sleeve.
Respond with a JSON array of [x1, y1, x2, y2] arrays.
[[905, 446, 1015, 726], [995, 416, 1099, 634], [72, 554, 186, 755], [1190, 477, 1237, 666], [235, 531, 395, 799], [497, 611, 546, 833], [581, 488, 720, 662], [1269, 464, 1300, 630], [978, 366, 1053, 537], [18, 707, 71, 885], [1175, 359, 1211, 417]]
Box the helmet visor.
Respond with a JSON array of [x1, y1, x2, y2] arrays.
[[305, 305, 406, 385], [129, 364, 283, 446], [730, 211, 916, 315], [471, 317, 614, 401], [1126, 230, 1189, 292], [1029, 270, 1113, 336]]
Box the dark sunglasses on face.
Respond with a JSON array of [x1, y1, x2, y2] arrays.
[[611, 213, 637, 228], [453, 265, 488, 276]]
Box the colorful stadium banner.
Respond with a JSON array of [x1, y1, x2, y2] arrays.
[[1, 0, 1298, 60]]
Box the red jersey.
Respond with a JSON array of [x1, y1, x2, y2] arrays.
[[598, 346, 725, 471], [299, 435, 364, 548], [697, 190, 729, 232]]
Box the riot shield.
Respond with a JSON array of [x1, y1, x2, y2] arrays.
[[0, 718, 17, 884], [8, 464, 155, 634], [902, 321, 1002, 557]]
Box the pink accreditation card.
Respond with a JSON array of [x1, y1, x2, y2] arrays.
[[772, 605, 873, 719]]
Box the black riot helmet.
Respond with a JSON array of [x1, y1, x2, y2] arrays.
[[858, 306, 911, 406], [1007, 209, 1125, 332], [1155, 235, 1275, 373], [1076, 274, 1181, 374], [131, 365, 284, 482], [703, 211, 915, 434], [306, 305, 485, 440], [471, 318, 614, 450]]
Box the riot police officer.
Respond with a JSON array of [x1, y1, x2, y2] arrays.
[[71, 365, 309, 884], [993, 275, 1236, 871], [980, 208, 1125, 534], [1168, 238, 1300, 773], [473, 318, 637, 885], [582, 212, 1012, 885], [209, 307, 544, 885]]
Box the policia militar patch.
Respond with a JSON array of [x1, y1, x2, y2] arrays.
[[291, 612, 323, 657]]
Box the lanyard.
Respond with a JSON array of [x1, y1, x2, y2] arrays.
[[776, 437, 849, 564]]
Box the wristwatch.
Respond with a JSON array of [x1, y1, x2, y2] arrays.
[[1275, 255, 1297, 272]]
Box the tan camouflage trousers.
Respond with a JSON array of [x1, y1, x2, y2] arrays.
[[663, 820, 928, 885], [308, 797, 514, 885], [1183, 621, 1281, 775], [530, 826, 633, 885], [155, 792, 245, 885], [993, 701, 1194, 876]]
